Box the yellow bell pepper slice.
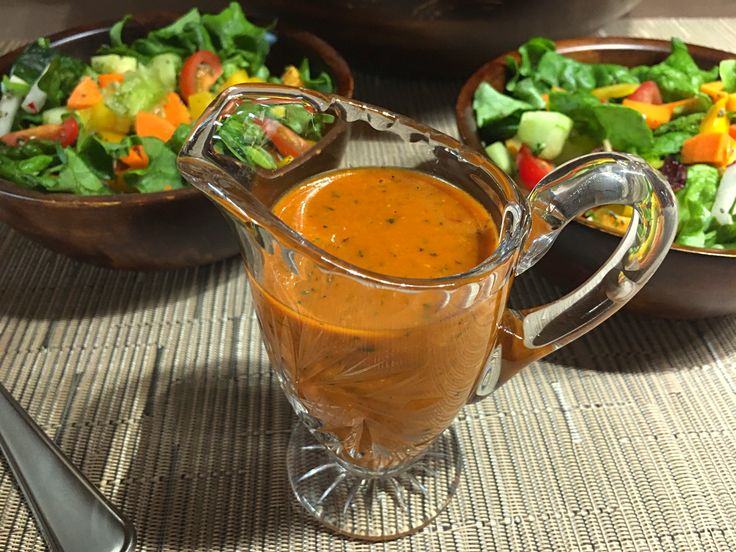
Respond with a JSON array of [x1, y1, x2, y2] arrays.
[[217, 69, 250, 92], [700, 81, 727, 102], [281, 65, 303, 87], [591, 83, 639, 101], [700, 97, 730, 134], [622, 99, 672, 129], [188, 91, 216, 120], [90, 101, 132, 134], [97, 130, 126, 143]]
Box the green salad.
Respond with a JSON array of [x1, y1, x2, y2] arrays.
[[473, 37, 736, 250], [0, 3, 334, 195]]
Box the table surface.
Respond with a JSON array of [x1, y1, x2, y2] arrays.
[[1, 16, 736, 552]]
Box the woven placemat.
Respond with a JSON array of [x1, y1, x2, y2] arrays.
[[2, 19, 736, 551]]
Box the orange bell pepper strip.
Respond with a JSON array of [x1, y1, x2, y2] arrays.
[[67, 77, 102, 109], [162, 92, 191, 127], [97, 73, 124, 88], [681, 132, 736, 167], [135, 111, 176, 143], [622, 98, 671, 129], [119, 145, 149, 170]]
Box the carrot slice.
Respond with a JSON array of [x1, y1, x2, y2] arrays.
[[162, 92, 191, 127], [67, 77, 102, 110], [681, 132, 735, 167], [135, 111, 176, 143], [622, 98, 671, 129], [119, 144, 149, 169], [98, 73, 124, 88]]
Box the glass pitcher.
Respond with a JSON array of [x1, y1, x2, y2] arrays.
[[177, 84, 677, 541]]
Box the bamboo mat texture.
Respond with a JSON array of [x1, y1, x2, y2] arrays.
[[1, 17, 736, 552]]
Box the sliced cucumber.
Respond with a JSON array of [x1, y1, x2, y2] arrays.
[[91, 54, 138, 74], [485, 141, 513, 174], [42, 106, 68, 125], [517, 110, 573, 160], [149, 53, 181, 91], [0, 92, 21, 135]]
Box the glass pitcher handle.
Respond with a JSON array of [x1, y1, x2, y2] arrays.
[[483, 152, 678, 393]]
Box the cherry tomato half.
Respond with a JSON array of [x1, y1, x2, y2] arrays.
[[627, 80, 663, 105], [179, 50, 223, 102], [254, 117, 313, 158], [517, 144, 553, 190], [59, 115, 79, 147]]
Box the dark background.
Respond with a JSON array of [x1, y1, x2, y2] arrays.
[[3, 0, 734, 41]]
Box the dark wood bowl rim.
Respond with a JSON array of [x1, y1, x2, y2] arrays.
[[456, 36, 736, 260], [0, 12, 354, 209]]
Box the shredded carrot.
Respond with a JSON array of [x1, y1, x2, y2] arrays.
[[730, 125, 736, 141], [119, 145, 149, 170], [135, 111, 176, 143], [162, 92, 191, 128], [681, 132, 735, 167], [97, 73, 124, 88], [622, 98, 671, 129], [67, 77, 102, 110]]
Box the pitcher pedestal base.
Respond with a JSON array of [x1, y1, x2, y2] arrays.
[[286, 422, 463, 541]]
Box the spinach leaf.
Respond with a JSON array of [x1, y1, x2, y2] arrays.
[[279, 104, 333, 140], [76, 135, 119, 180], [633, 38, 718, 101], [653, 112, 705, 136], [593, 104, 653, 153], [547, 90, 603, 140], [166, 123, 193, 154], [11, 39, 54, 84], [122, 137, 185, 193], [56, 148, 110, 195], [202, 2, 270, 71], [101, 8, 214, 59], [473, 82, 532, 128], [297, 58, 333, 94], [218, 107, 268, 165], [536, 51, 636, 91], [648, 131, 692, 157], [516, 37, 555, 78], [37, 54, 88, 108], [510, 78, 547, 110]]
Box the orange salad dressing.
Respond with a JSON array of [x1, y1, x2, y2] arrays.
[[250, 168, 509, 469]]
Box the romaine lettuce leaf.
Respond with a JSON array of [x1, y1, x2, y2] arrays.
[[675, 163, 719, 247], [104, 65, 168, 117]]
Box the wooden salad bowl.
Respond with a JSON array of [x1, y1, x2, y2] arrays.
[[0, 13, 353, 270], [456, 37, 736, 319]]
